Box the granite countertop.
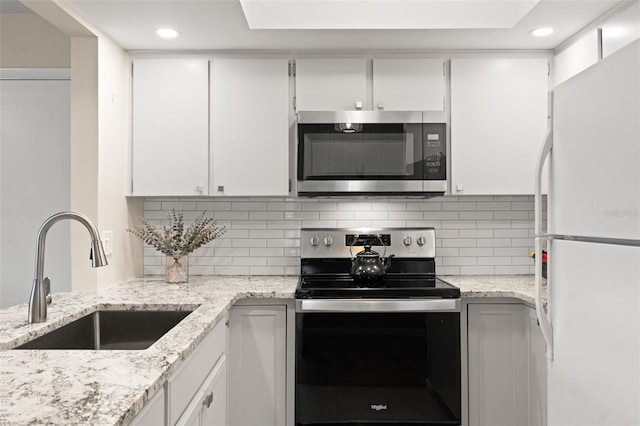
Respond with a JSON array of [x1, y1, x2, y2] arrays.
[[0, 274, 544, 425]]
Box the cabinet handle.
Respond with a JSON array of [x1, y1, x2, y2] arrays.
[[355, 101, 363, 110], [217, 185, 224, 193], [377, 102, 384, 110], [203, 393, 213, 408], [196, 184, 204, 194]]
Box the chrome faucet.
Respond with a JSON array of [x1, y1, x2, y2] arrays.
[[28, 211, 108, 323]]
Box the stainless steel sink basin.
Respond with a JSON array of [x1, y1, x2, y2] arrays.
[[14, 310, 193, 350]]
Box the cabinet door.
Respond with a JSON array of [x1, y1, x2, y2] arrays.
[[528, 308, 547, 426], [211, 59, 289, 196], [228, 305, 286, 426], [132, 59, 209, 196], [130, 387, 165, 426], [201, 355, 227, 426], [451, 58, 548, 194], [467, 303, 529, 426], [373, 58, 445, 111], [295, 59, 366, 111], [176, 388, 205, 426]]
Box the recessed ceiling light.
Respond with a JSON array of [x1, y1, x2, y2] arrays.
[[530, 27, 554, 37], [156, 28, 180, 39]]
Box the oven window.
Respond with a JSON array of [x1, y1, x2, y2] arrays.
[[298, 123, 424, 180], [296, 312, 461, 425]]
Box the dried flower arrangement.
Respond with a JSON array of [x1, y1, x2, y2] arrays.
[[127, 209, 226, 255]]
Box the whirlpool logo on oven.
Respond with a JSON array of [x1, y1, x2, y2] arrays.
[[370, 404, 388, 411]]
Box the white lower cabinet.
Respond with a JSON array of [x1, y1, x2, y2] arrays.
[[228, 305, 287, 426], [467, 302, 546, 426], [130, 386, 165, 426], [177, 356, 227, 426], [527, 307, 547, 426], [169, 315, 228, 426]]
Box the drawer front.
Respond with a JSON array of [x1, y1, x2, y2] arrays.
[[169, 315, 227, 425]]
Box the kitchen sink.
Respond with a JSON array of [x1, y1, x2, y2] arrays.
[[14, 310, 193, 350]]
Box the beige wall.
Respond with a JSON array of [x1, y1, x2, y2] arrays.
[[0, 13, 70, 68], [16, 0, 143, 291], [96, 34, 144, 286]]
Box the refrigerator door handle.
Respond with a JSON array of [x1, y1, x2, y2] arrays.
[[534, 118, 554, 360], [535, 237, 554, 360]]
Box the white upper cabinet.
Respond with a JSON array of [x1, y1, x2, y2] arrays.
[[451, 58, 549, 195], [295, 59, 367, 111], [132, 59, 209, 196], [372, 58, 445, 111], [210, 59, 289, 196]]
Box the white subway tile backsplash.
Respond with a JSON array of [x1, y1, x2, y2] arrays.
[[320, 211, 355, 220], [443, 257, 478, 266], [477, 238, 512, 247], [338, 202, 372, 211], [407, 202, 442, 211], [302, 202, 337, 211], [268, 202, 302, 211], [285, 211, 320, 220], [372, 202, 406, 211], [250, 211, 284, 220], [459, 211, 494, 220], [231, 202, 267, 211], [250, 266, 285, 275], [441, 220, 476, 229], [215, 211, 249, 220], [144, 201, 162, 211], [216, 266, 250, 275], [442, 202, 476, 211], [389, 211, 423, 220], [494, 210, 530, 220], [250, 248, 284, 257], [460, 266, 495, 275], [337, 220, 372, 228], [231, 239, 267, 248], [161, 201, 197, 210], [459, 230, 494, 238], [233, 257, 267, 266], [459, 248, 494, 256], [371, 220, 408, 228], [425, 211, 460, 220], [215, 248, 250, 257], [142, 195, 539, 277], [441, 238, 477, 248], [355, 211, 389, 220], [477, 201, 511, 211], [249, 230, 284, 239], [494, 229, 530, 238], [477, 257, 512, 266], [197, 201, 232, 211]]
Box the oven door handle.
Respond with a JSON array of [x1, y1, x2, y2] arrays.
[[298, 299, 460, 313]]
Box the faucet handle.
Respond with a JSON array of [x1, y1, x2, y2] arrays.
[[44, 277, 52, 305]]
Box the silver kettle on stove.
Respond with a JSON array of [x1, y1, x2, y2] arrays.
[[350, 245, 394, 281]]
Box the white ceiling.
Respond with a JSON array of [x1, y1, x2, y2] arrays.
[[239, 0, 539, 30], [61, 0, 626, 51]]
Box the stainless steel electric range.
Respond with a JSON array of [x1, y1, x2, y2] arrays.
[[295, 228, 461, 426]]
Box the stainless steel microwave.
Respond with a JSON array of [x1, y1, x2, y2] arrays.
[[297, 111, 447, 197]]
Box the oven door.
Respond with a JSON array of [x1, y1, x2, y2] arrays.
[[295, 299, 461, 426]]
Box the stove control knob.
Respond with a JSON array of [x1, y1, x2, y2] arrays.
[[403, 236, 412, 246], [323, 236, 334, 246], [416, 236, 426, 246], [310, 236, 320, 247]]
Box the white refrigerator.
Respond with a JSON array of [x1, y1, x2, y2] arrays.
[[534, 39, 640, 425]]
